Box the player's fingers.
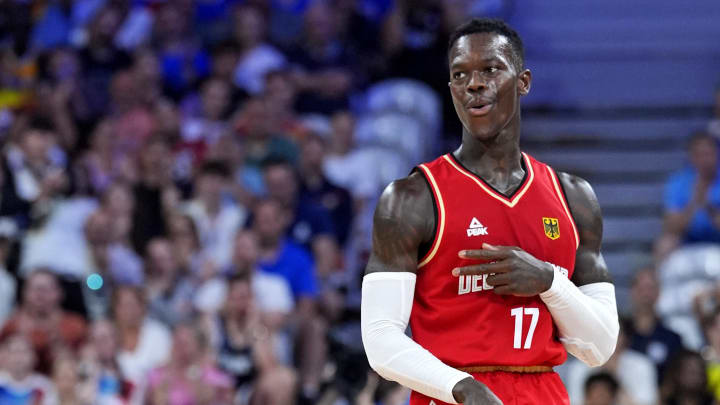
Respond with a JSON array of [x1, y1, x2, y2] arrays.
[[482, 243, 523, 252], [458, 248, 509, 260], [485, 273, 512, 286], [451, 261, 511, 276], [492, 285, 514, 295]]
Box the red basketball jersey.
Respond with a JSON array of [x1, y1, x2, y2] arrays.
[[411, 152, 578, 368]]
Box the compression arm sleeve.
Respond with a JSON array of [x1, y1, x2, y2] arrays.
[[540, 268, 619, 367], [361, 272, 472, 404]]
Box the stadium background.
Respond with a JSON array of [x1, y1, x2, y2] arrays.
[[0, 0, 719, 404]]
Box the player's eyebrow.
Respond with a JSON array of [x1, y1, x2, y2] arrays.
[[450, 57, 503, 70]]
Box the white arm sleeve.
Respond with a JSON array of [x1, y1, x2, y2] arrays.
[[540, 268, 619, 367], [361, 272, 472, 404]]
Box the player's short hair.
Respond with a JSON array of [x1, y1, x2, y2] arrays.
[[448, 18, 525, 71]]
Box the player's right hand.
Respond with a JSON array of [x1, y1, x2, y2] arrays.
[[452, 377, 503, 404]]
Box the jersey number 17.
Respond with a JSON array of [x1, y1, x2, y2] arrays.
[[511, 307, 539, 349]]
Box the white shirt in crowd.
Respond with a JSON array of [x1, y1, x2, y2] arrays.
[[562, 349, 658, 405], [194, 270, 294, 316], [233, 44, 286, 95], [117, 318, 172, 385], [182, 200, 247, 271], [0, 267, 16, 328]]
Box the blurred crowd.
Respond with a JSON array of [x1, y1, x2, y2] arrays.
[[557, 94, 720, 405], [1, 1, 720, 405], [0, 0, 510, 404]]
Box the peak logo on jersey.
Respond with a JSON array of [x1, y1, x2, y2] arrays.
[[429, 401, 436, 405], [543, 217, 560, 240], [467, 217, 488, 236]]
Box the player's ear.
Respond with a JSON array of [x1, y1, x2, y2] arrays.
[[517, 69, 532, 96]]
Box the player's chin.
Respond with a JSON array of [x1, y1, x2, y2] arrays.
[[466, 126, 500, 142]]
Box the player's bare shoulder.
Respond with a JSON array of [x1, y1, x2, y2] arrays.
[[366, 172, 436, 275], [557, 172, 612, 286]]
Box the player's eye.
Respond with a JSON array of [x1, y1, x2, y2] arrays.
[[452, 72, 465, 80], [486, 66, 499, 74]]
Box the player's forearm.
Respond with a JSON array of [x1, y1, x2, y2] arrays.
[[540, 268, 619, 367], [361, 272, 471, 404]]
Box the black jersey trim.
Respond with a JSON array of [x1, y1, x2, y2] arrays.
[[411, 167, 438, 263]]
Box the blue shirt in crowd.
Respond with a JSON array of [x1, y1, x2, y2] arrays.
[[664, 166, 720, 243], [257, 239, 318, 300]]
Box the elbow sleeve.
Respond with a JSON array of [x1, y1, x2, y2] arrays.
[[540, 269, 619, 367], [361, 272, 471, 404]]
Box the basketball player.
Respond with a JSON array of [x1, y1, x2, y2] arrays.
[[361, 19, 619, 404]]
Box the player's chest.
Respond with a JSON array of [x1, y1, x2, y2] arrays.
[[440, 190, 575, 261]]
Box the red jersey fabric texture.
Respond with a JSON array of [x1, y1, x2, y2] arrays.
[[409, 370, 569, 405], [409, 152, 578, 404]]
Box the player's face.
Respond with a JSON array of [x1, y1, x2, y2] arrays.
[[448, 33, 531, 141]]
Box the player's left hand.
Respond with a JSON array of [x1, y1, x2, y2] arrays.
[[452, 243, 554, 296]]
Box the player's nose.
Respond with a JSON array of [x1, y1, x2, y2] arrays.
[[466, 71, 487, 93]]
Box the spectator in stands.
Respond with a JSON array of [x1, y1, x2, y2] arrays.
[[51, 352, 86, 405], [82, 208, 143, 320], [131, 49, 165, 109], [232, 4, 287, 96], [565, 319, 657, 405], [153, 2, 210, 100], [145, 321, 234, 405], [708, 85, 720, 138], [113, 286, 171, 385], [656, 132, 720, 261], [74, 119, 135, 195], [0, 269, 87, 375], [76, 4, 132, 125], [583, 372, 620, 405], [287, 1, 354, 114], [167, 213, 204, 278], [180, 76, 233, 149], [183, 160, 247, 269], [251, 198, 326, 402], [263, 159, 335, 250], [38, 47, 81, 150], [627, 268, 684, 382], [144, 237, 195, 327], [298, 133, 354, 247], [0, 218, 18, 327], [0, 334, 57, 405], [262, 69, 306, 142], [661, 349, 714, 405], [205, 274, 297, 405], [253, 198, 318, 301], [322, 110, 407, 206], [225, 230, 294, 331], [78, 320, 136, 404], [210, 41, 241, 90], [235, 95, 300, 165], [99, 182, 142, 277], [0, 117, 68, 228], [106, 70, 157, 157], [130, 136, 177, 253]]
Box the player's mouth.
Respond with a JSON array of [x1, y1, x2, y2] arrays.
[[467, 101, 494, 117]]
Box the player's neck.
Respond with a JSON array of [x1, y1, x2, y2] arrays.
[[455, 127, 524, 196]]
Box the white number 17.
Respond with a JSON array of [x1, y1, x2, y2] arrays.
[[511, 307, 539, 349]]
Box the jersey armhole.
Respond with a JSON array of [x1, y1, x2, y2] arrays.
[[415, 164, 446, 268], [547, 166, 580, 250]]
